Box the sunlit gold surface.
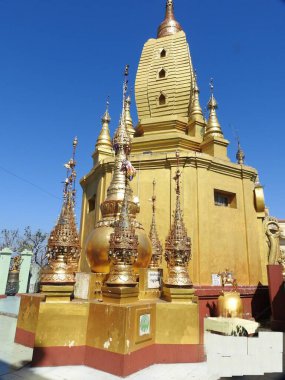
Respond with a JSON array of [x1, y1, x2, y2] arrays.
[[162, 287, 196, 303], [86, 301, 156, 354], [254, 182, 265, 212], [18, 295, 200, 354], [35, 301, 89, 347], [102, 286, 139, 304], [16, 294, 44, 334], [155, 301, 199, 344], [85, 224, 151, 274], [217, 291, 243, 318]]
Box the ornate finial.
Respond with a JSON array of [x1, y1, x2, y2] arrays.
[[157, 0, 182, 39], [236, 138, 245, 165], [164, 151, 192, 287], [63, 137, 78, 203], [96, 99, 112, 150], [174, 151, 181, 195], [40, 138, 81, 285], [148, 179, 163, 268], [112, 65, 131, 155], [204, 79, 224, 139], [102, 97, 111, 123], [189, 70, 204, 122], [125, 94, 135, 139], [210, 78, 214, 94], [106, 169, 139, 286]]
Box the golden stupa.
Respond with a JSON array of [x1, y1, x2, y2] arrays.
[[40, 138, 80, 291], [79, 0, 271, 289]]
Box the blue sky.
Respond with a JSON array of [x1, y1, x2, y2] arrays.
[[0, 0, 284, 233]]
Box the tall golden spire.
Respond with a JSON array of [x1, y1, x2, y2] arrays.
[[85, 66, 152, 275], [41, 137, 80, 286], [100, 64, 135, 214], [164, 152, 192, 287], [204, 79, 224, 139], [125, 95, 135, 139], [148, 179, 163, 268], [157, 0, 182, 39], [96, 99, 112, 149], [189, 72, 204, 123]]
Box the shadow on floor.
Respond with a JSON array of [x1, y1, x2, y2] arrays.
[[0, 359, 49, 379]]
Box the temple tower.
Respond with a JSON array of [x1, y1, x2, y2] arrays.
[[80, 0, 268, 288]]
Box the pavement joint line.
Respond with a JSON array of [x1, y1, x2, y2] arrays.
[[0, 312, 17, 318]]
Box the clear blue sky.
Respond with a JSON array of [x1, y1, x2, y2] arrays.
[[0, 0, 284, 233]]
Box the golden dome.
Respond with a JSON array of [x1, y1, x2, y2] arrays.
[[85, 220, 151, 274]]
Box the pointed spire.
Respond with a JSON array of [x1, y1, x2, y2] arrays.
[[149, 179, 163, 268], [157, 0, 182, 39], [112, 65, 131, 153], [204, 79, 224, 139], [96, 98, 112, 149], [41, 138, 80, 285], [236, 139, 245, 165], [101, 65, 135, 216], [164, 151, 192, 287], [189, 71, 204, 122], [125, 95, 135, 139]]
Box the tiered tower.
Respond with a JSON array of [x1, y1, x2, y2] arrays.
[[40, 137, 80, 300], [80, 0, 269, 293]]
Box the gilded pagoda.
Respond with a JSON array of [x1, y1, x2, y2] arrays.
[[79, 0, 269, 288]]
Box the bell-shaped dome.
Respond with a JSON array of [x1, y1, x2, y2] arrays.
[[157, 0, 182, 39]]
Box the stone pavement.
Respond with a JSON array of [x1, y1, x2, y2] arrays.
[[0, 297, 20, 318], [0, 313, 217, 380]]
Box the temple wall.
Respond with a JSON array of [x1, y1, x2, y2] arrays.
[[79, 151, 268, 286]]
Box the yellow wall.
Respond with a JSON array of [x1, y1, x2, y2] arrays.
[[80, 151, 268, 286]]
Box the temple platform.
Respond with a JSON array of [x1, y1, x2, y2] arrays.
[[15, 293, 203, 377], [14, 282, 271, 377]]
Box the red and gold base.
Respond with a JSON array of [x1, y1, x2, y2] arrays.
[[31, 344, 204, 377]]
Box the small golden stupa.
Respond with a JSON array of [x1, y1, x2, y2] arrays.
[[106, 165, 139, 287], [164, 152, 192, 287], [148, 179, 163, 269], [40, 137, 80, 298]]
